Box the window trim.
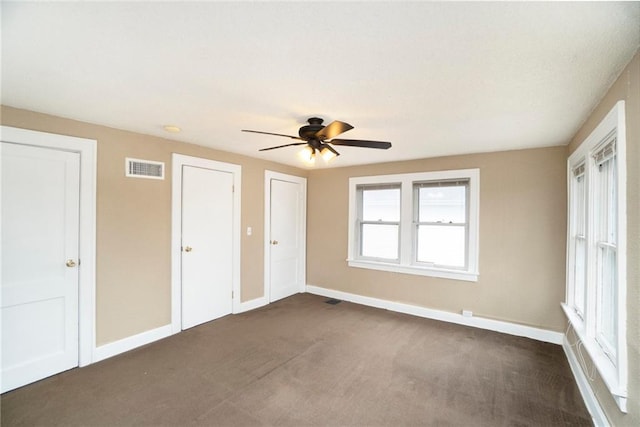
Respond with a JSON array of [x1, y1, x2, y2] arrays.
[[563, 100, 627, 412], [347, 169, 479, 282]]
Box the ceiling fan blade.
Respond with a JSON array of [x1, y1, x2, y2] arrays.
[[315, 120, 353, 140], [258, 142, 307, 151], [242, 129, 304, 140], [329, 139, 392, 149]]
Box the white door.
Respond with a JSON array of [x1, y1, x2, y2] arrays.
[[267, 175, 306, 302], [181, 165, 233, 329], [1, 142, 80, 393]]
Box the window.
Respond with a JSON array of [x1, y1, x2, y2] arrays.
[[414, 180, 468, 269], [357, 184, 401, 260], [563, 101, 627, 412], [348, 169, 479, 281]]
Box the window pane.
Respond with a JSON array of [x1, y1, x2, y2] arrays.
[[597, 158, 617, 244], [362, 188, 400, 221], [575, 175, 585, 234], [609, 159, 617, 242], [574, 237, 586, 316], [417, 225, 465, 267], [597, 246, 617, 355], [361, 224, 398, 259], [418, 185, 466, 223], [572, 173, 587, 318]]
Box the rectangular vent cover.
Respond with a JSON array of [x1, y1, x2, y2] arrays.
[[125, 157, 164, 180]]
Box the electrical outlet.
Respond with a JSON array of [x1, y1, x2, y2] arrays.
[[462, 310, 473, 317]]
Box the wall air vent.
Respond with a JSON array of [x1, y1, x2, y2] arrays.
[[125, 157, 164, 180]]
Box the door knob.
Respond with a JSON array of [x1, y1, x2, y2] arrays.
[[271, 240, 279, 245], [184, 246, 193, 252], [66, 259, 77, 267]]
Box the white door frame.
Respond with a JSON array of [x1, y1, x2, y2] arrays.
[[264, 171, 307, 302], [171, 153, 241, 333], [0, 126, 97, 367]]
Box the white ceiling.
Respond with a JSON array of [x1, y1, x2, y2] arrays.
[[2, 2, 639, 168]]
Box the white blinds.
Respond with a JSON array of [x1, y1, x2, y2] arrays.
[[593, 136, 617, 166], [414, 179, 469, 188], [357, 183, 401, 191]]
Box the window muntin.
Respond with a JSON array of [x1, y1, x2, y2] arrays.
[[414, 181, 469, 269], [357, 184, 401, 261], [348, 169, 479, 281]]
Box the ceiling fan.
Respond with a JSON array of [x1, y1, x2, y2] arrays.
[[242, 117, 392, 164]]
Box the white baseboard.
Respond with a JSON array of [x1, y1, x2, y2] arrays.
[[93, 324, 174, 363], [235, 296, 268, 313], [92, 297, 268, 364], [306, 285, 564, 345], [562, 336, 609, 426], [90, 288, 562, 366]]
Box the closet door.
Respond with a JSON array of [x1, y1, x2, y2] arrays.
[[180, 165, 234, 329], [1, 142, 80, 392]]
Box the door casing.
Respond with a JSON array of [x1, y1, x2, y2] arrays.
[[171, 153, 241, 333]]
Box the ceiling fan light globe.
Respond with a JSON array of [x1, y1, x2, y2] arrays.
[[298, 146, 315, 164], [320, 146, 337, 162]]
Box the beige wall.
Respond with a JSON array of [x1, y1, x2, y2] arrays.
[[0, 106, 307, 346], [566, 50, 640, 425], [307, 145, 568, 331]]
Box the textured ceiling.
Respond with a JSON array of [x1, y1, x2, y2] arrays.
[[2, 2, 639, 168]]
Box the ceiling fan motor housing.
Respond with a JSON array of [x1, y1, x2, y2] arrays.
[[298, 117, 325, 140]]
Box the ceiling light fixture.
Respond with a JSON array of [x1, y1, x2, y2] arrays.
[[163, 125, 181, 133]]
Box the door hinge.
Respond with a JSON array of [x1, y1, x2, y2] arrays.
[[232, 291, 234, 298], [232, 185, 235, 193]]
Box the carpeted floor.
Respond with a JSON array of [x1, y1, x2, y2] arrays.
[[1, 293, 591, 426]]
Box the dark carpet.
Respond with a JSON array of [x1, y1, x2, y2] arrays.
[[1, 293, 591, 426]]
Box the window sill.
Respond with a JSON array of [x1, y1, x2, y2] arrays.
[[347, 259, 478, 282], [561, 303, 627, 412]]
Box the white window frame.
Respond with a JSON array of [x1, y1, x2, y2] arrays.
[[348, 169, 479, 282], [563, 101, 627, 412], [413, 179, 470, 270], [355, 183, 402, 262], [568, 162, 587, 323]]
